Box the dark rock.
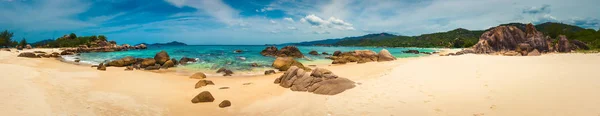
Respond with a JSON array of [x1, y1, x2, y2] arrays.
[[309, 50, 319, 55], [502, 51, 521, 56], [472, 25, 527, 54], [528, 49, 541, 56], [276, 46, 304, 58], [144, 64, 161, 70], [195, 80, 214, 89], [190, 72, 207, 79], [107, 56, 136, 67], [272, 57, 310, 71], [75, 59, 80, 62], [250, 63, 259, 67], [264, 70, 276, 75], [97, 63, 106, 71], [140, 58, 156, 68], [191, 91, 215, 103], [154, 50, 170, 65], [161, 60, 175, 69], [234, 50, 242, 53], [260, 46, 278, 56], [571, 40, 590, 50], [179, 57, 197, 65], [402, 50, 419, 54], [170, 58, 178, 66], [322, 52, 330, 55], [17, 52, 40, 58], [223, 70, 233, 76], [556, 35, 571, 53], [218, 100, 231, 108], [333, 51, 342, 56]]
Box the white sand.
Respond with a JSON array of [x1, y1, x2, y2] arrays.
[[1, 49, 600, 116]]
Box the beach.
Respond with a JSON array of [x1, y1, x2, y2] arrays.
[[1, 48, 600, 116]]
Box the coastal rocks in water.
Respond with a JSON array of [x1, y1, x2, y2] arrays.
[[378, 49, 396, 62], [190, 72, 207, 79], [402, 50, 420, 54], [250, 63, 259, 67], [140, 58, 157, 68], [161, 60, 175, 69], [309, 50, 319, 55], [75, 59, 81, 62], [272, 57, 310, 71], [570, 40, 590, 50], [322, 52, 330, 55], [195, 80, 215, 89], [97, 63, 107, 71], [264, 70, 276, 75], [170, 58, 178, 66], [17, 52, 40, 58], [144, 64, 161, 70], [107, 56, 136, 67], [556, 35, 571, 53], [179, 57, 197, 65], [154, 50, 170, 65], [234, 50, 242, 53], [274, 66, 355, 95], [333, 51, 342, 56], [528, 49, 541, 56], [191, 91, 215, 103], [260, 46, 278, 56], [218, 100, 231, 108]]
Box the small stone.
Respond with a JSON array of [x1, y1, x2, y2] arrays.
[[190, 72, 207, 79], [218, 100, 231, 108], [242, 83, 252, 85], [219, 87, 229, 89], [195, 80, 215, 89]]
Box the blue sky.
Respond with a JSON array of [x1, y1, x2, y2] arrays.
[[1, 0, 599, 45]]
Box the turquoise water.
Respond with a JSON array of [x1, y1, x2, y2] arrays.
[[71, 45, 437, 75]]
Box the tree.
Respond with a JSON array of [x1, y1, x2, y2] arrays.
[[19, 38, 27, 47], [98, 35, 107, 41], [0, 30, 14, 47], [69, 33, 77, 39]]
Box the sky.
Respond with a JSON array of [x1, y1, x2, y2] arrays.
[[1, 0, 599, 45]]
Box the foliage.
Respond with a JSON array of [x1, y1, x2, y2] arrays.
[[335, 28, 483, 48], [0, 30, 14, 47], [31, 34, 109, 48], [19, 38, 27, 47]]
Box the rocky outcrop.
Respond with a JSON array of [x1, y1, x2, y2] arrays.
[[528, 49, 541, 56], [274, 66, 355, 95], [516, 43, 532, 56], [191, 91, 215, 103], [329, 50, 379, 64], [272, 57, 310, 71], [17, 52, 40, 58], [144, 64, 161, 70], [570, 40, 590, 50], [309, 50, 319, 55], [377, 49, 396, 61], [154, 50, 170, 65], [260, 46, 304, 58], [219, 100, 231, 108], [190, 72, 207, 79], [556, 35, 571, 53], [161, 60, 175, 69], [107, 56, 136, 67], [140, 58, 157, 68], [97, 63, 107, 71], [472, 25, 527, 54], [524, 23, 550, 52]]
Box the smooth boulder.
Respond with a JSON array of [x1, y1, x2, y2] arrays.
[[272, 57, 310, 71], [274, 66, 355, 95], [154, 50, 170, 65], [107, 56, 136, 67], [195, 80, 215, 89], [377, 49, 396, 61], [190, 72, 207, 79], [219, 100, 231, 108], [191, 91, 215, 103], [17, 52, 40, 58]]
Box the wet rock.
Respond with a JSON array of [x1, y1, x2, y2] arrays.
[[144, 64, 161, 70], [234, 50, 242, 53], [97, 63, 106, 71], [17, 52, 40, 58], [161, 60, 175, 69], [107, 56, 136, 67], [195, 80, 214, 89], [309, 50, 319, 55], [190, 72, 207, 79], [250, 63, 259, 67], [154, 50, 170, 65], [219, 100, 231, 108], [377, 49, 396, 62], [272, 57, 310, 71], [179, 57, 197, 65], [191, 91, 215, 103], [264, 70, 276, 75], [402, 50, 419, 54]]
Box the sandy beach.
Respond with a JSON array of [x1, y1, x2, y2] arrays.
[[1, 48, 600, 116]]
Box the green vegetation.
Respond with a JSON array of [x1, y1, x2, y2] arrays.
[[19, 38, 27, 47], [0, 30, 17, 47], [31, 33, 109, 48]]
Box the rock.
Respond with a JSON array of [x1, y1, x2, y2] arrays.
[[219, 87, 229, 89], [50, 52, 60, 57], [218, 100, 231, 108], [524, 23, 550, 52], [179, 57, 197, 65], [33, 51, 46, 54], [154, 50, 170, 65], [570, 40, 590, 50], [191, 91, 215, 103], [1, 48, 9, 51], [472, 25, 527, 54], [502, 51, 521, 56], [107, 56, 136, 67], [161, 60, 175, 69], [264, 70, 276, 75], [190, 72, 207, 79], [140, 58, 156, 68], [25, 44, 32, 49], [250, 63, 259, 67], [170, 58, 178, 66], [556, 35, 571, 53], [195, 80, 214, 89], [17, 52, 40, 58], [322, 52, 330, 55], [272, 57, 310, 71], [144, 64, 161, 70], [516, 43, 532, 56], [528, 49, 541, 56], [330, 50, 379, 64], [260, 46, 278, 56], [377, 49, 396, 62], [223, 70, 233, 76], [75, 60, 81, 62], [546, 37, 555, 52], [60, 51, 75, 55], [276, 46, 304, 58], [216, 67, 227, 73], [333, 51, 342, 56], [275, 66, 355, 95], [402, 50, 419, 54], [97, 63, 106, 71], [125, 66, 134, 71], [309, 50, 319, 55], [234, 50, 242, 53]]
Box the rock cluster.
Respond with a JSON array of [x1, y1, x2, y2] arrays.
[[260, 46, 304, 58], [329, 49, 396, 64], [274, 66, 356, 95], [272, 57, 310, 71], [101, 50, 186, 71], [18, 52, 61, 58], [59, 42, 147, 54]]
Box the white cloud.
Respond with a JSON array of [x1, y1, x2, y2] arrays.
[[300, 14, 355, 30], [256, 7, 274, 12], [270, 20, 277, 24], [523, 4, 551, 14], [312, 30, 331, 34], [287, 26, 297, 30], [283, 17, 294, 22]]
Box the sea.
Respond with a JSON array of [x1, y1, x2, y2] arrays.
[[63, 45, 438, 76]]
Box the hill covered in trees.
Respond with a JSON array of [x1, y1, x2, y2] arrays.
[[286, 22, 600, 49]]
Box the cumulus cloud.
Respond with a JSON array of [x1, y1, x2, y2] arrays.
[[523, 4, 551, 14], [565, 17, 600, 29], [300, 14, 354, 30]]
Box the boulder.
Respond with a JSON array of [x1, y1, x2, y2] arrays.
[[97, 63, 106, 71], [502, 51, 521, 56], [332, 51, 342, 56], [191, 91, 215, 103], [308, 50, 319, 55], [377, 49, 396, 62], [154, 50, 170, 65], [329, 50, 378, 64], [25, 44, 32, 49], [140, 58, 156, 68], [144, 64, 161, 70], [218, 100, 231, 108], [322, 52, 330, 55], [528, 49, 541, 56], [125, 66, 134, 71], [17, 52, 40, 58], [190, 72, 207, 79], [179, 57, 197, 65], [524, 23, 550, 52], [195, 80, 214, 89], [516, 43, 532, 56], [75, 59, 80, 62], [170, 58, 178, 66], [223, 70, 233, 76], [276, 46, 304, 58], [107, 56, 136, 67], [60, 51, 75, 55], [274, 66, 355, 95], [570, 40, 590, 50], [50, 52, 60, 57], [216, 67, 227, 73], [472, 26, 527, 54], [33, 51, 46, 54], [1, 48, 9, 51], [161, 60, 175, 69], [556, 35, 571, 53], [402, 50, 419, 54], [250, 63, 259, 67], [234, 50, 242, 53], [272, 57, 310, 71], [260, 46, 278, 56], [264, 70, 276, 75]]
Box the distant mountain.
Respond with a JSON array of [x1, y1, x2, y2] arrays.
[[150, 41, 187, 46], [31, 39, 55, 47], [284, 22, 600, 49]]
